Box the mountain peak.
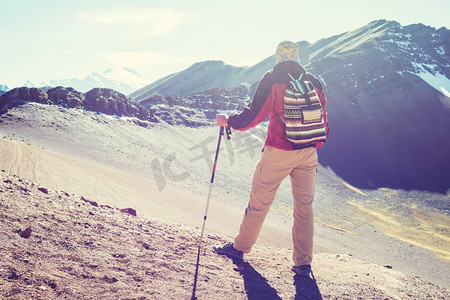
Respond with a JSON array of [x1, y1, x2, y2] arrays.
[[0, 84, 9, 92], [23, 80, 36, 88], [47, 68, 151, 95]]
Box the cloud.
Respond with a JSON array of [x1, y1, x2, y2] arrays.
[[78, 7, 191, 37]]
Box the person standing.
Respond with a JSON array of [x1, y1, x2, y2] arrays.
[[214, 41, 329, 278]]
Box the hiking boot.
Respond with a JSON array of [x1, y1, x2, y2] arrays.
[[213, 242, 243, 260], [292, 264, 315, 279]]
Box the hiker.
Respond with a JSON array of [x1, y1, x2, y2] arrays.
[[214, 41, 329, 278]]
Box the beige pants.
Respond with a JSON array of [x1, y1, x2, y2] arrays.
[[234, 146, 318, 266]]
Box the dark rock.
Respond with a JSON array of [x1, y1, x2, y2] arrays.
[[0, 88, 51, 114], [100, 204, 113, 209], [38, 187, 49, 194], [19, 227, 32, 238], [102, 275, 119, 284], [84, 88, 147, 119], [81, 196, 98, 207], [47, 86, 84, 108], [8, 270, 20, 280], [384, 264, 393, 269], [20, 187, 31, 193], [45, 281, 57, 289], [120, 207, 137, 216]]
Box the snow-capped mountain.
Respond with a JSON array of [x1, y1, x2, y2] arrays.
[[0, 84, 9, 96], [131, 20, 449, 100], [46, 67, 151, 95], [23, 80, 37, 88], [130, 19, 450, 193], [0, 84, 8, 92]]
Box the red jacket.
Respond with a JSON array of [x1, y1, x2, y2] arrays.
[[228, 61, 329, 150]]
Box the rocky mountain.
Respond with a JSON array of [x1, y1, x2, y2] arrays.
[[23, 80, 37, 88], [138, 85, 249, 112], [0, 88, 53, 113], [129, 60, 270, 101], [131, 20, 449, 99], [0, 87, 146, 120], [47, 86, 85, 109], [0, 86, 210, 127], [130, 19, 450, 193], [304, 20, 450, 193], [45, 68, 151, 95]]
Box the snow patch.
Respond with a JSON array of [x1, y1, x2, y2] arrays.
[[435, 46, 445, 55], [0, 84, 9, 92], [23, 80, 36, 88], [412, 62, 450, 97], [47, 67, 151, 94]]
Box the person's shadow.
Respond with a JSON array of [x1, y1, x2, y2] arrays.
[[232, 258, 282, 300], [232, 258, 323, 300], [293, 274, 322, 300]]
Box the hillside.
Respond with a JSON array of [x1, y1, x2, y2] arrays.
[[0, 102, 448, 290], [1, 171, 449, 299]]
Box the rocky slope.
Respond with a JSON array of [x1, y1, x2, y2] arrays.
[[0, 87, 143, 118], [1, 171, 448, 299], [128, 60, 268, 100], [0, 85, 248, 127], [138, 85, 249, 112], [1, 102, 448, 289]]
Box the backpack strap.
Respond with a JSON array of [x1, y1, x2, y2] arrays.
[[288, 73, 312, 106]]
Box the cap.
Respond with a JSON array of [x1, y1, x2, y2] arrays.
[[275, 41, 299, 62]]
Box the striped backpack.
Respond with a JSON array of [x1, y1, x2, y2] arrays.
[[279, 73, 327, 145]]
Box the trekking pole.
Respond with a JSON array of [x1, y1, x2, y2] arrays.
[[191, 126, 231, 300]]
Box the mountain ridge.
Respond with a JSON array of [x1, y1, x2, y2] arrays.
[[129, 19, 449, 99], [128, 19, 450, 193]]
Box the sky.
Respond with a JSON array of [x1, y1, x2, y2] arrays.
[[1, 0, 449, 88]]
